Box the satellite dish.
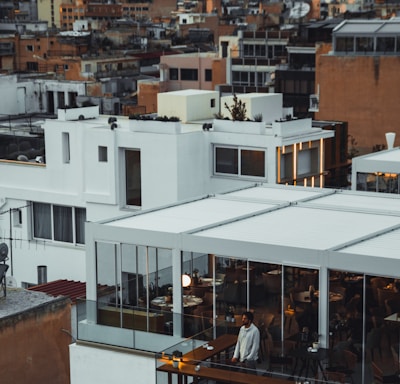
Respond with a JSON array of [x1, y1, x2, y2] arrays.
[[289, 2, 310, 19], [0, 243, 8, 262], [6, 276, 17, 288]]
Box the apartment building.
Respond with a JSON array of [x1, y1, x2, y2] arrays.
[[315, 19, 400, 155], [0, 90, 333, 289]]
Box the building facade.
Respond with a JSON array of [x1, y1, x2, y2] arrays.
[[0, 90, 332, 288], [315, 19, 400, 155]]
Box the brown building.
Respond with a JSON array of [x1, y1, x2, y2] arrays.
[[0, 289, 71, 383], [315, 19, 400, 155]]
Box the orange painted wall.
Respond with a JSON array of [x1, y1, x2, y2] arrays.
[[0, 297, 71, 384], [138, 81, 161, 114], [315, 45, 400, 153]]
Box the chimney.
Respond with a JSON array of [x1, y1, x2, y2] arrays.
[[385, 132, 396, 150]]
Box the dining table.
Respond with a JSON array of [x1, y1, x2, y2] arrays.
[[151, 295, 203, 310], [213, 314, 243, 334], [289, 346, 330, 381], [295, 290, 343, 304]]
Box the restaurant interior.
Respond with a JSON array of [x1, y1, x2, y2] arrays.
[[95, 245, 400, 383]]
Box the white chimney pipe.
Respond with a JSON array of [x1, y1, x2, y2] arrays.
[[386, 132, 396, 150]]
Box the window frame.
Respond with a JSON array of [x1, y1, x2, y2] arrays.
[[214, 145, 266, 179], [32, 202, 86, 245]]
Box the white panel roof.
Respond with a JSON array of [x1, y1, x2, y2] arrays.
[[193, 205, 400, 250], [103, 185, 400, 252], [223, 185, 326, 203], [301, 190, 400, 214], [357, 148, 400, 163], [105, 197, 275, 233], [338, 228, 400, 259]]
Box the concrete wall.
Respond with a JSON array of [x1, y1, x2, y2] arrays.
[[221, 93, 283, 123], [70, 344, 156, 384], [158, 90, 219, 122], [0, 296, 71, 384]]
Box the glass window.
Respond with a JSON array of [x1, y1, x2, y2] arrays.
[[53, 205, 73, 243], [32, 203, 85, 244], [281, 152, 294, 181], [180, 68, 198, 81], [241, 149, 265, 177], [169, 68, 178, 80], [33, 202, 51, 239], [336, 37, 354, 53], [215, 147, 266, 178], [215, 147, 238, 175], [96, 242, 172, 334], [297, 148, 318, 176], [62, 132, 70, 163], [376, 37, 395, 52], [98, 146, 108, 162], [355, 37, 373, 53], [125, 149, 141, 206], [75, 207, 86, 244], [205, 69, 212, 82]]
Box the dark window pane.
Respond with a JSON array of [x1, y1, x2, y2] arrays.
[[126, 150, 141, 206], [180, 68, 198, 81], [54, 205, 73, 243], [33, 202, 51, 239], [205, 69, 212, 82], [241, 150, 265, 177], [216, 147, 238, 174], [75, 208, 86, 244], [169, 68, 178, 80]]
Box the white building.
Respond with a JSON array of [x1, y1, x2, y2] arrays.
[[351, 133, 400, 194], [0, 74, 87, 115], [0, 89, 332, 288], [71, 183, 400, 384]]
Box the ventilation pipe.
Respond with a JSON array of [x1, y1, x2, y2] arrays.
[[386, 132, 396, 150], [37, 265, 47, 284]]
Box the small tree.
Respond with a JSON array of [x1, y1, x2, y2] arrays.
[[224, 94, 247, 121]]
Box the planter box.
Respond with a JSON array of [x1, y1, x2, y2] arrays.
[[58, 105, 99, 121], [212, 119, 265, 134], [129, 120, 181, 134]]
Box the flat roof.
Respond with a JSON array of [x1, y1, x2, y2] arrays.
[[354, 147, 400, 163], [102, 185, 400, 256], [0, 288, 60, 319], [334, 19, 400, 35]]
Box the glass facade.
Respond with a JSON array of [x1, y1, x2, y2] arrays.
[[92, 243, 400, 382]]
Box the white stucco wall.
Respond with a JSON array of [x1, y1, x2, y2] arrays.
[[70, 344, 157, 384], [158, 90, 219, 122]]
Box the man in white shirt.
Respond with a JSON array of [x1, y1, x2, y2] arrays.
[[231, 311, 260, 372]]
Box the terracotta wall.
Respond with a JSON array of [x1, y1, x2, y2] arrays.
[[315, 44, 400, 154], [0, 297, 71, 384], [137, 81, 162, 114]]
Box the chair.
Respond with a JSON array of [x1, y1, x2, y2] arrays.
[[322, 370, 346, 383], [327, 349, 357, 383], [391, 345, 400, 369], [222, 281, 240, 306], [366, 327, 383, 362], [200, 310, 214, 341], [283, 296, 297, 334], [372, 361, 400, 384], [262, 272, 281, 304], [256, 313, 275, 362], [202, 291, 214, 307], [189, 286, 206, 298]]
